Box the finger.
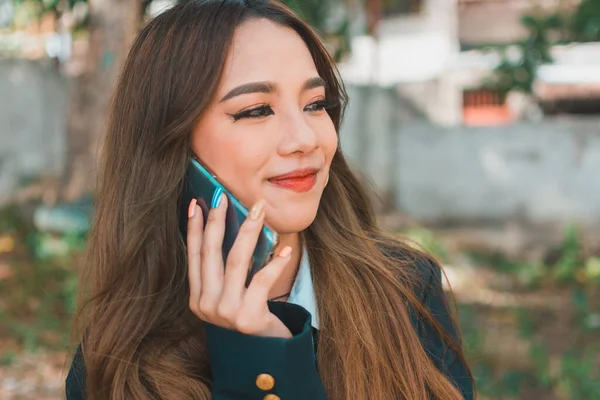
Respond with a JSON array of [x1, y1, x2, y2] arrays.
[[236, 246, 293, 333], [199, 191, 228, 317], [220, 200, 266, 309], [187, 199, 204, 314]]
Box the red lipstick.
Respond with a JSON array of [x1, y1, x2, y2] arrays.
[[268, 168, 319, 193]]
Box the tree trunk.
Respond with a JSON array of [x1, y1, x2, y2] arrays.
[[60, 0, 142, 201], [365, 0, 381, 35]]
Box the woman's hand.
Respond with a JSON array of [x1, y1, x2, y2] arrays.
[[187, 195, 293, 338]]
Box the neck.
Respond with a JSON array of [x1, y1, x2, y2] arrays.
[[269, 232, 302, 300]]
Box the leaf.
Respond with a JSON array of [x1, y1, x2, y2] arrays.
[[521, 15, 541, 30], [572, 288, 588, 313], [517, 309, 536, 338], [501, 370, 528, 396], [585, 257, 600, 281]]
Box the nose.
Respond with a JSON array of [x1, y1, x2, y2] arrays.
[[277, 108, 319, 156]]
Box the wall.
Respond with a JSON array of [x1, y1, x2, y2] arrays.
[[2, 61, 599, 225], [339, 0, 462, 125], [394, 118, 600, 224], [340, 85, 600, 224], [457, 0, 577, 46], [0, 59, 67, 200]]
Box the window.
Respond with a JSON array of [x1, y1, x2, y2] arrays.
[[463, 89, 513, 126], [382, 0, 423, 16]]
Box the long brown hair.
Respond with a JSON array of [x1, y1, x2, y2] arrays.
[[74, 1, 473, 399]]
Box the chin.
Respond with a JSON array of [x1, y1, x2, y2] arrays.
[[266, 205, 319, 235]]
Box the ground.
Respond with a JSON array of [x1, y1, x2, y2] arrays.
[[0, 208, 599, 399]]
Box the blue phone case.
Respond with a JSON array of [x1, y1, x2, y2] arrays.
[[179, 157, 278, 286]]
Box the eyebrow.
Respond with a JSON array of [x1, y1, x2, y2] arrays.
[[218, 76, 327, 103]]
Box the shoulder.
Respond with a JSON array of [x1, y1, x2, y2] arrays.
[[376, 237, 442, 301], [377, 238, 475, 399], [66, 345, 87, 400]]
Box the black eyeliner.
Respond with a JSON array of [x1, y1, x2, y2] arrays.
[[228, 97, 338, 122], [305, 98, 338, 112], [228, 105, 274, 122]]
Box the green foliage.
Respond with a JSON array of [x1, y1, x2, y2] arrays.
[[487, 0, 600, 94], [457, 221, 600, 399], [463, 299, 600, 399], [585, 257, 600, 283], [280, 0, 329, 32], [10, 0, 354, 61], [279, 0, 352, 61], [557, 351, 600, 398], [468, 249, 546, 288], [528, 343, 552, 388], [9, 0, 87, 31], [0, 204, 83, 352], [552, 224, 582, 283], [401, 227, 448, 262], [473, 364, 532, 398], [11, 0, 86, 14], [485, 13, 562, 95], [0, 351, 17, 366], [467, 224, 597, 288], [570, 0, 600, 41]]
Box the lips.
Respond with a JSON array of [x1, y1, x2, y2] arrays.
[[268, 168, 319, 193]]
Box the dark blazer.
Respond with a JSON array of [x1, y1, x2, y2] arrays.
[[66, 257, 474, 400]]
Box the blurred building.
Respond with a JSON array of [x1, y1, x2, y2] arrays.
[[337, 0, 600, 225], [340, 0, 461, 125], [458, 0, 577, 45], [2, 0, 600, 225], [339, 0, 600, 127]]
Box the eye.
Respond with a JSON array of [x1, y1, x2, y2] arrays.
[[304, 99, 337, 113], [229, 105, 274, 122]]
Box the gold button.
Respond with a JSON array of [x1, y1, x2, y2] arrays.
[[264, 395, 280, 400], [256, 373, 275, 391]]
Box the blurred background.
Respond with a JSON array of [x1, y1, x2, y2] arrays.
[[0, 0, 599, 398]]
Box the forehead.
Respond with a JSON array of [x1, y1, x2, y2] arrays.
[[219, 18, 318, 89]]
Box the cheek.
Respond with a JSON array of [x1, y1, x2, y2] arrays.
[[192, 119, 231, 173], [319, 119, 338, 165], [192, 120, 273, 204]]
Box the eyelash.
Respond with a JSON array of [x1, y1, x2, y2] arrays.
[[228, 99, 337, 122]]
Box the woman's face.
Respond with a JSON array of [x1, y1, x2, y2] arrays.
[[192, 18, 337, 235]]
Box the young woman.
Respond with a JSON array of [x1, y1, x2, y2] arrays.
[[66, 1, 475, 399]]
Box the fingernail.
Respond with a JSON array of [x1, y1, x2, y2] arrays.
[[279, 246, 292, 258], [188, 199, 197, 218], [250, 200, 265, 220]]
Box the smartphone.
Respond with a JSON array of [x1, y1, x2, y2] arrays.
[[179, 157, 279, 286]]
